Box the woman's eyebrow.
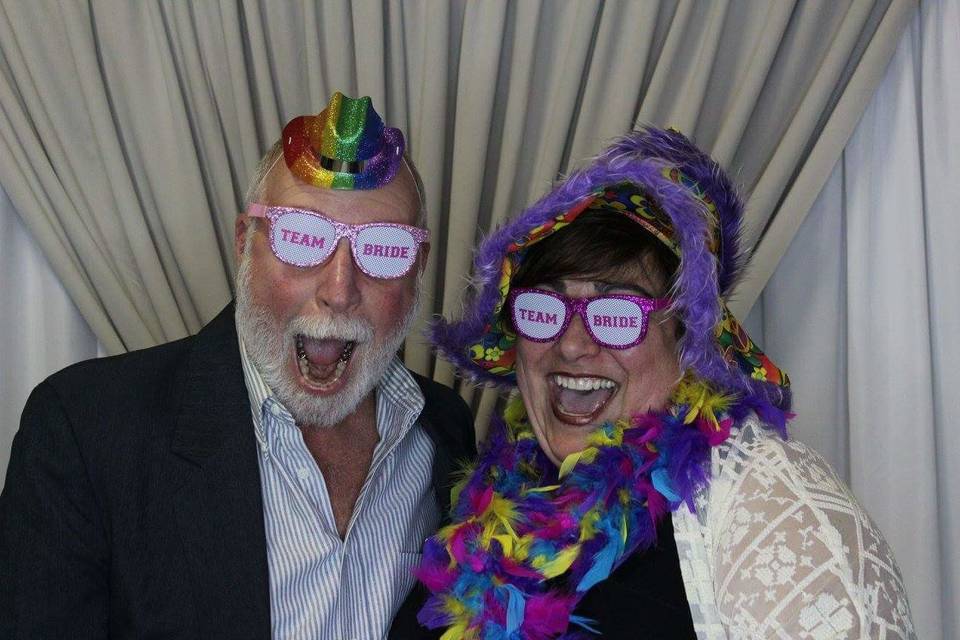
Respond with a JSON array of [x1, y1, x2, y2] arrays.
[[596, 279, 657, 297], [540, 278, 566, 293]]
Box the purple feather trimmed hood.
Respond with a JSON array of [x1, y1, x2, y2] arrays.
[[431, 126, 791, 412]]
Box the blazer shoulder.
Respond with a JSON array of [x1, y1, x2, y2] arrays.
[[41, 335, 195, 409], [409, 371, 476, 456], [38, 302, 237, 413], [410, 371, 459, 404]]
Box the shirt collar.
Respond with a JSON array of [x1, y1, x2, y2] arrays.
[[238, 334, 425, 451]]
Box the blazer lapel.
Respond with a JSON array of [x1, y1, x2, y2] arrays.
[[169, 304, 271, 639], [413, 378, 455, 522], [391, 374, 477, 639]]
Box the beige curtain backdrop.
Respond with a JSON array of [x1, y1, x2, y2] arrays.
[[0, 0, 915, 428]]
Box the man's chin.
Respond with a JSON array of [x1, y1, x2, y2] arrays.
[[276, 380, 365, 428], [278, 341, 389, 428]]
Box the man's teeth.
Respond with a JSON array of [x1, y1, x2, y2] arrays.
[[294, 337, 356, 363], [294, 337, 357, 386], [297, 355, 348, 382], [553, 374, 616, 391]]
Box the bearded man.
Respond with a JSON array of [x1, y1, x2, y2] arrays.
[[0, 93, 475, 640]]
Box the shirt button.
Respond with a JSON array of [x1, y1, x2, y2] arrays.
[[270, 402, 283, 416], [297, 467, 310, 480]]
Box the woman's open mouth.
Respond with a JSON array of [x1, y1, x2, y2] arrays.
[[549, 373, 618, 425], [294, 334, 357, 390]]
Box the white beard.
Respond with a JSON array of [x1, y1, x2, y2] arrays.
[[235, 240, 420, 428]]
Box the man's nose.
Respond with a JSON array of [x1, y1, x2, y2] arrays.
[[315, 238, 360, 311], [556, 312, 601, 361]]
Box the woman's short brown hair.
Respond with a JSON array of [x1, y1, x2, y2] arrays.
[[511, 208, 680, 296]]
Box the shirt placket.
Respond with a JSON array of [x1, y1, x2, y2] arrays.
[[263, 400, 345, 639], [337, 407, 421, 638]]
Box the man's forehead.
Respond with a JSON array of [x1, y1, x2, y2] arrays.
[[263, 160, 419, 226]]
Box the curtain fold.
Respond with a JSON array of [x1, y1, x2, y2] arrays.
[[0, 0, 914, 420], [748, 3, 959, 636], [0, 185, 100, 490], [732, 0, 917, 315], [0, 0, 922, 496], [921, 3, 960, 633]]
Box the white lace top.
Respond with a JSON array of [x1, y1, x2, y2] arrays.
[[671, 416, 916, 639]]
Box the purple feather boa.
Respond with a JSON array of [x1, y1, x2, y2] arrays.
[[415, 386, 788, 638]]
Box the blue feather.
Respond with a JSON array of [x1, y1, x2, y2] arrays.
[[504, 583, 525, 632], [651, 467, 681, 502], [570, 615, 601, 633], [576, 538, 618, 592]]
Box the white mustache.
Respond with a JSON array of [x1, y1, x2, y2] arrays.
[[286, 314, 374, 344]]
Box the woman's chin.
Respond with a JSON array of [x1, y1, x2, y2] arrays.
[[540, 416, 608, 466]]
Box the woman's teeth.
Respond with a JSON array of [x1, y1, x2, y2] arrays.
[[552, 374, 616, 391], [550, 374, 617, 423]]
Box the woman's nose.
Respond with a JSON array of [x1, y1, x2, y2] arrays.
[[556, 312, 601, 361]]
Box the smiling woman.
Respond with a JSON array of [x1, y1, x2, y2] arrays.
[[415, 128, 916, 639], [509, 209, 682, 466]]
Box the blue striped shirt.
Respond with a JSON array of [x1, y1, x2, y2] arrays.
[[239, 338, 438, 639]]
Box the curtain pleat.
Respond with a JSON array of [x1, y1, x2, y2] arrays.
[[746, 5, 960, 634], [0, 185, 100, 492], [0, 0, 914, 430], [434, 0, 508, 395], [732, 0, 916, 314]]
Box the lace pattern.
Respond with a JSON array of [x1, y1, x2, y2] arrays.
[[672, 417, 915, 639]]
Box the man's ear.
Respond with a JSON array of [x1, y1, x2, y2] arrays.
[[235, 214, 250, 264]]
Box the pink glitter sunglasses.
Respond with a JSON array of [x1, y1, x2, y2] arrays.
[[247, 203, 429, 279], [508, 287, 670, 349]]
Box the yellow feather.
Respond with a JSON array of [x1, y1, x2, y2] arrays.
[[478, 493, 520, 547], [492, 534, 514, 555], [440, 624, 470, 640], [682, 384, 707, 424], [503, 393, 527, 434], [526, 484, 561, 493], [449, 484, 464, 511], [672, 376, 731, 429], [487, 494, 517, 521], [440, 596, 482, 639], [442, 595, 467, 617], [588, 427, 620, 447], [538, 545, 581, 578], [513, 534, 533, 561], [559, 439, 602, 478], [578, 509, 601, 542], [559, 450, 586, 478]]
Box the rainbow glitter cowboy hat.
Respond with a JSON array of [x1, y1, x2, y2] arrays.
[[282, 91, 404, 190], [431, 126, 791, 413]]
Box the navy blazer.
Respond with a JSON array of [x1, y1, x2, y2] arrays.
[[0, 304, 476, 639]]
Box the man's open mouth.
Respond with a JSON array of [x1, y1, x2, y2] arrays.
[[295, 334, 357, 390], [549, 373, 618, 425]]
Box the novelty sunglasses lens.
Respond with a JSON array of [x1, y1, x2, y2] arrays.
[[270, 211, 337, 266], [585, 297, 645, 347], [511, 291, 567, 340], [353, 225, 419, 278]]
